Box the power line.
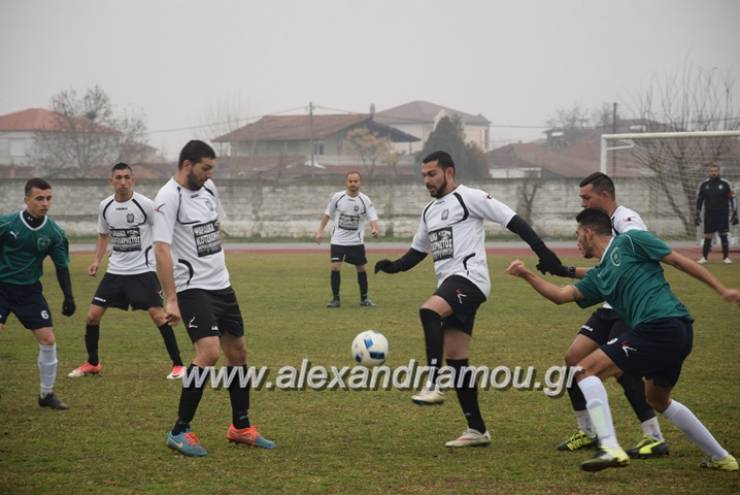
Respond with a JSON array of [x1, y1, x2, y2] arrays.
[[145, 105, 306, 135]]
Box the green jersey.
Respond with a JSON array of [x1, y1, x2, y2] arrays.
[[0, 211, 70, 285], [575, 230, 691, 328]]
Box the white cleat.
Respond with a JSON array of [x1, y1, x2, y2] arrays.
[[445, 428, 491, 448], [411, 385, 445, 405], [697, 257, 708, 264], [723, 258, 732, 264]]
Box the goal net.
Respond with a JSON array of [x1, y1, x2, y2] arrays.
[[601, 131, 740, 244]]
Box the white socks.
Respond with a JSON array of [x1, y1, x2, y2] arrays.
[[662, 400, 728, 461], [641, 417, 664, 441], [38, 343, 58, 398], [578, 376, 619, 449], [575, 409, 594, 436]]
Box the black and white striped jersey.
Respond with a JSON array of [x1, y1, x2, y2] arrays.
[[410, 184, 516, 297], [152, 178, 229, 292], [324, 191, 378, 246], [97, 192, 155, 275]]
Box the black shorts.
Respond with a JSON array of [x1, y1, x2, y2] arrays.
[[177, 287, 244, 343], [704, 212, 729, 234], [0, 282, 53, 330], [330, 244, 367, 265], [602, 317, 693, 388], [91, 272, 163, 311], [434, 275, 487, 335], [579, 308, 631, 345]]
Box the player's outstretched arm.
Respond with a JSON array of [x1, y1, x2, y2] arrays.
[[662, 251, 740, 304], [505, 215, 568, 276], [506, 259, 581, 305], [375, 248, 427, 274], [154, 241, 181, 324]]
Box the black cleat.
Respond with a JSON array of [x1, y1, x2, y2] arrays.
[[326, 299, 341, 308], [38, 393, 69, 410]]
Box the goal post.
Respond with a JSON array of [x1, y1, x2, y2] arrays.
[[599, 130, 740, 240]]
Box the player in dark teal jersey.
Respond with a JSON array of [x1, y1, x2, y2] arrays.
[[507, 207, 739, 472], [0, 178, 76, 410]]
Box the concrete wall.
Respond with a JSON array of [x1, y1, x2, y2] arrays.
[[0, 177, 696, 238]]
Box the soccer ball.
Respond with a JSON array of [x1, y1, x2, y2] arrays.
[[351, 330, 388, 367]]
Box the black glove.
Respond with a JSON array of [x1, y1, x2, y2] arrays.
[[535, 246, 563, 275], [732, 212, 739, 226], [695, 215, 701, 226], [62, 297, 76, 317], [374, 259, 400, 274]]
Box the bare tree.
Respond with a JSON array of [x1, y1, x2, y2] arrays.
[[516, 170, 542, 225], [33, 85, 148, 176], [628, 65, 740, 235], [546, 104, 591, 130], [344, 127, 393, 178], [199, 95, 252, 156]]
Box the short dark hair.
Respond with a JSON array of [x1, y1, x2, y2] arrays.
[[178, 140, 216, 169], [576, 207, 613, 236], [25, 178, 51, 196], [111, 162, 132, 174], [422, 150, 455, 170], [346, 170, 361, 179], [580, 172, 615, 199]]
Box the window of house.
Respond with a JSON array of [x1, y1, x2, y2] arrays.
[[314, 142, 324, 155]]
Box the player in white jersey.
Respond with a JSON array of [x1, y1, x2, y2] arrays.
[[315, 171, 379, 308], [375, 151, 564, 448], [551, 172, 668, 458], [69, 163, 185, 380], [153, 140, 274, 457]]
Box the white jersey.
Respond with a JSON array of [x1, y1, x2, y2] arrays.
[[611, 205, 647, 235], [410, 184, 516, 298], [325, 191, 378, 246], [601, 205, 647, 310], [152, 178, 229, 292], [97, 192, 155, 275]]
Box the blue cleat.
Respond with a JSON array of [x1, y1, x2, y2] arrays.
[[227, 424, 276, 449], [167, 429, 208, 457]]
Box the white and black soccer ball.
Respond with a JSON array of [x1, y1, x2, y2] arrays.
[[351, 330, 388, 367]]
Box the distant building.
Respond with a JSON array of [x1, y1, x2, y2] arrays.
[[375, 100, 491, 153]]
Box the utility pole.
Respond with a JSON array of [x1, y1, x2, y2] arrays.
[[309, 101, 316, 169], [611, 102, 618, 173]]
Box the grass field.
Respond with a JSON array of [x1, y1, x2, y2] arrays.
[[1, 251, 738, 495]]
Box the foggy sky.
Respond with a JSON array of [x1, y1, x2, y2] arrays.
[[1, 0, 738, 159]]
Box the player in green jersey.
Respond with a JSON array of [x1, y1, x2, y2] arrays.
[[506, 207, 739, 472], [0, 178, 76, 410]]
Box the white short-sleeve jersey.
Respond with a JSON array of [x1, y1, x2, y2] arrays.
[[97, 192, 156, 275], [601, 205, 647, 310], [410, 185, 516, 297], [324, 191, 378, 246], [152, 178, 229, 292], [611, 205, 647, 235]]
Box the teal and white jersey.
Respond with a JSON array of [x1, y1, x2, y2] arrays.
[[575, 230, 691, 329], [0, 211, 69, 285]]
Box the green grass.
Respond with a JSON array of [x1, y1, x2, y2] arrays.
[[1, 253, 738, 495]]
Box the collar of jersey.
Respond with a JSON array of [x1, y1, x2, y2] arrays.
[[19, 210, 48, 231], [599, 236, 615, 264]]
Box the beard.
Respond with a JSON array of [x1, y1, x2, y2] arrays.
[[428, 177, 448, 198], [186, 171, 204, 190]]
